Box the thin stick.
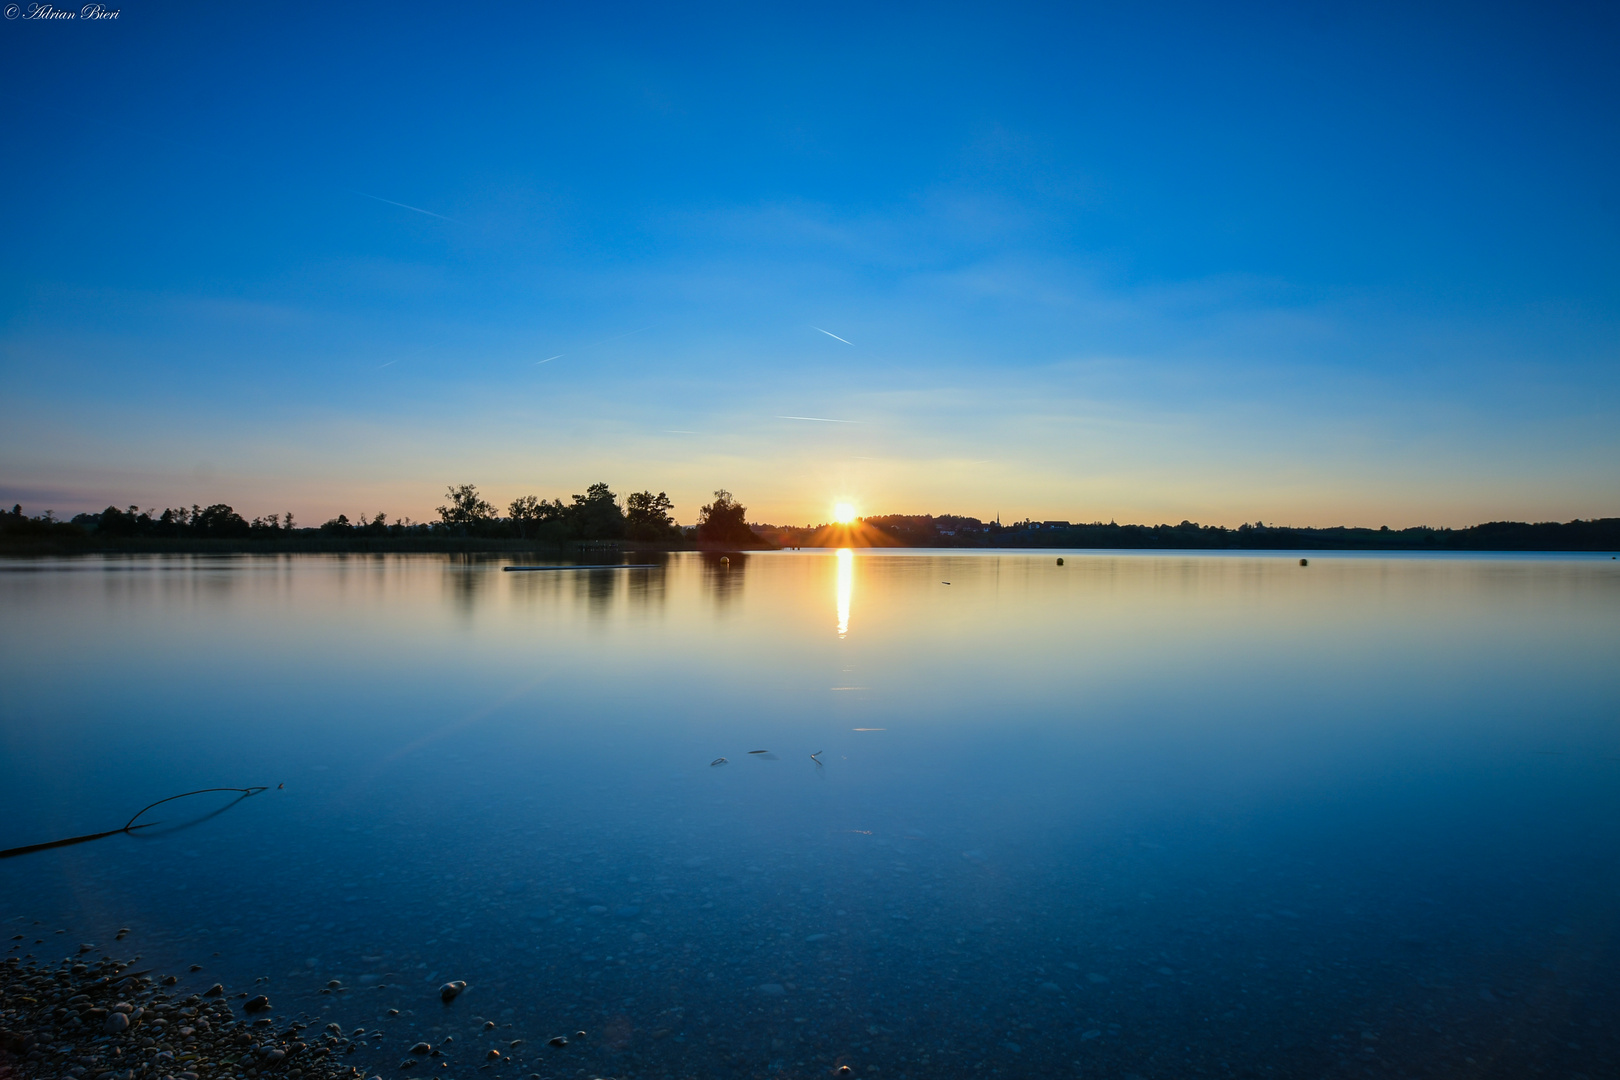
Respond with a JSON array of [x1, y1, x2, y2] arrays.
[[0, 787, 267, 860]]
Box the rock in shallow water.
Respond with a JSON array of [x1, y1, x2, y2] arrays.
[[438, 980, 467, 1003]]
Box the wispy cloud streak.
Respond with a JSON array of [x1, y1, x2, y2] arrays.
[[812, 326, 854, 345], [351, 190, 462, 224]]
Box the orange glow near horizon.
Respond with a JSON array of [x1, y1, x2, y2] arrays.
[[833, 501, 857, 524]]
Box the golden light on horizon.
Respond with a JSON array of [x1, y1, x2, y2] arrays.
[[833, 502, 857, 524]]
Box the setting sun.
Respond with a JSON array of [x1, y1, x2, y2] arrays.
[[833, 502, 857, 524]]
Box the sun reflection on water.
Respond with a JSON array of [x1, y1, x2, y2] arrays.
[[836, 547, 853, 637]]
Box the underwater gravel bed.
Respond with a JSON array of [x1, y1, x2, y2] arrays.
[[0, 947, 612, 1080]]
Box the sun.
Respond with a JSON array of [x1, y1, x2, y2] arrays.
[[833, 502, 857, 525]]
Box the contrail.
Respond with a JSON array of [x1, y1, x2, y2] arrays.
[[777, 415, 860, 424], [352, 190, 462, 223], [536, 355, 563, 365], [376, 359, 398, 369], [812, 327, 853, 346]]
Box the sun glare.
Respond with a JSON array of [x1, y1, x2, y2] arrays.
[[833, 502, 857, 524]]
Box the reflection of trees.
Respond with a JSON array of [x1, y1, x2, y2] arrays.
[[701, 551, 747, 609], [572, 566, 621, 614], [625, 558, 668, 614], [444, 554, 495, 615]]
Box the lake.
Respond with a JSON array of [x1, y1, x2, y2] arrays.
[[3, 550, 1618, 1079]]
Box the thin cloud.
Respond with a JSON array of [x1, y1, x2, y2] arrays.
[[813, 326, 854, 346], [536, 355, 563, 365], [777, 415, 861, 423], [351, 190, 462, 224]]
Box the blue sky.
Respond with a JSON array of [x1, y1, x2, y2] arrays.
[[2, 1, 1616, 527]]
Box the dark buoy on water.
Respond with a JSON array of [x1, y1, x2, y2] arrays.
[[1056, 557, 1064, 565], [720, 556, 730, 565], [1299, 558, 1309, 566]]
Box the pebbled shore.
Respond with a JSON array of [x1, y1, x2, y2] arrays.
[[1, 950, 374, 1080]]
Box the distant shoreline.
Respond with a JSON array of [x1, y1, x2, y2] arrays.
[[3, 509, 1616, 557], [1, 536, 1614, 558]]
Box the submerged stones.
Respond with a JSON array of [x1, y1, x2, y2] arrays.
[[0, 952, 383, 1080], [409, 1042, 432, 1055], [547, 1036, 568, 1048], [243, 994, 272, 1013], [438, 980, 467, 1003]]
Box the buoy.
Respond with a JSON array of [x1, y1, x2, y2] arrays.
[[720, 556, 730, 564], [1056, 557, 1064, 565], [1299, 558, 1308, 566]]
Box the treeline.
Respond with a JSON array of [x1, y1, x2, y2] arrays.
[[429, 483, 758, 544], [0, 484, 767, 549], [753, 514, 1620, 551]]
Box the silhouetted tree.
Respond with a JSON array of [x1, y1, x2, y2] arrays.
[[570, 482, 625, 540], [437, 484, 496, 530], [625, 490, 678, 541], [697, 489, 757, 545]]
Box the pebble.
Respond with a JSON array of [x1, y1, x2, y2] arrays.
[[438, 980, 467, 1003], [547, 1036, 568, 1047], [243, 995, 272, 1013], [409, 1043, 432, 1055], [0, 951, 379, 1080]]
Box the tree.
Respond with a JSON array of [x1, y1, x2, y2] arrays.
[[190, 504, 250, 538], [625, 490, 677, 541], [437, 484, 496, 530], [697, 489, 757, 545], [569, 481, 625, 540]]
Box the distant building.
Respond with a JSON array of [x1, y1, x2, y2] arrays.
[[1042, 521, 1072, 529]]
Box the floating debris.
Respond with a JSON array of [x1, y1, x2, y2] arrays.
[[710, 757, 728, 767], [811, 751, 824, 765], [748, 749, 770, 754], [0, 785, 267, 860]]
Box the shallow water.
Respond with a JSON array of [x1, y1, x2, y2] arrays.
[[3, 550, 1618, 1079]]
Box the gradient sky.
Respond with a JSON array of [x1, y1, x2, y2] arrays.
[[2, 2, 1616, 528]]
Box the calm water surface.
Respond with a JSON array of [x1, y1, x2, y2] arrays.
[[2, 550, 1618, 1079]]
